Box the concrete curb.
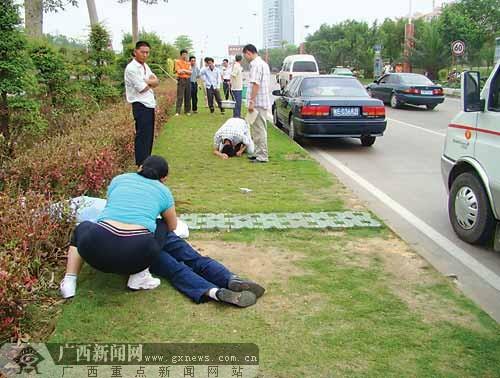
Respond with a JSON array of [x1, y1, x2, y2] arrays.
[[444, 87, 461, 98]]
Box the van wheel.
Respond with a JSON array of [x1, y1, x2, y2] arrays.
[[360, 136, 376, 146], [449, 172, 496, 244]]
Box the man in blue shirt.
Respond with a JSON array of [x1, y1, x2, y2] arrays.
[[200, 57, 225, 114]]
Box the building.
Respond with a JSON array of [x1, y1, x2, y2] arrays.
[[263, 0, 295, 49]]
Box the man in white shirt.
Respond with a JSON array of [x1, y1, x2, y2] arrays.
[[243, 44, 272, 163], [222, 58, 232, 100], [213, 118, 254, 160], [200, 57, 225, 114], [231, 55, 244, 118], [124, 41, 159, 166]]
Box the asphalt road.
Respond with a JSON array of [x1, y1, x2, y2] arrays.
[[294, 98, 500, 321]]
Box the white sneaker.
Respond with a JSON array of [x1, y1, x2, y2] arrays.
[[60, 276, 77, 299], [174, 113, 180, 117], [127, 268, 161, 291]]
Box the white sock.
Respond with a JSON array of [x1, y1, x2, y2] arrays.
[[64, 273, 77, 281], [207, 288, 220, 301]]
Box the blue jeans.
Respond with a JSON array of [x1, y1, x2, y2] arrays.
[[150, 232, 234, 303], [232, 90, 242, 118]]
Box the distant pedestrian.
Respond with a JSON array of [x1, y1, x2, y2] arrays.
[[174, 49, 192, 116], [222, 58, 232, 100], [189, 56, 201, 113], [231, 55, 244, 118], [200, 57, 225, 114], [124, 40, 159, 166], [243, 44, 272, 163]]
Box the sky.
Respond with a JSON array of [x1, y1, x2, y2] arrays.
[[43, 0, 453, 59]]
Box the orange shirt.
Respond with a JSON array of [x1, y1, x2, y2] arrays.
[[175, 59, 191, 79]]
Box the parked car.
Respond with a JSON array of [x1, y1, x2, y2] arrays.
[[276, 54, 319, 90], [330, 67, 354, 77], [272, 75, 387, 146], [366, 73, 445, 110], [441, 61, 500, 249]]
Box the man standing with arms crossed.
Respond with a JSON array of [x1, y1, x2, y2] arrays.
[[124, 41, 159, 167], [174, 49, 192, 116], [243, 44, 272, 163]]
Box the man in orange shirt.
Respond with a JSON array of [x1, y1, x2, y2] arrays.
[[175, 49, 192, 116]]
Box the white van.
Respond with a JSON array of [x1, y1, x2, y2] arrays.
[[277, 54, 319, 90], [441, 61, 500, 250]]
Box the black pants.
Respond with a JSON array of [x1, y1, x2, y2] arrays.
[[132, 102, 155, 166], [176, 78, 191, 114], [71, 221, 160, 275], [207, 86, 224, 113], [190, 82, 198, 112], [223, 80, 231, 100]]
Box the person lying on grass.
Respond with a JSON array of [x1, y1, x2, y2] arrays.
[[213, 117, 255, 160], [60, 155, 264, 307]]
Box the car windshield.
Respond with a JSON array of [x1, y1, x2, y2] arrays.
[[399, 74, 434, 85], [334, 68, 352, 74], [301, 77, 367, 97], [292, 61, 317, 72]]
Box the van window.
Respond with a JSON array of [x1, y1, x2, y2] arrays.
[[488, 70, 500, 112], [292, 61, 317, 73]]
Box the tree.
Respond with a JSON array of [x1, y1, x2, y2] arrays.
[[24, 0, 78, 38], [118, 0, 168, 44], [0, 1, 36, 141], [174, 35, 194, 53], [376, 18, 406, 64], [86, 0, 98, 26], [410, 20, 449, 79], [259, 44, 298, 71]]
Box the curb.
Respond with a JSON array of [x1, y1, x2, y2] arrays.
[[443, 87, 461, 98]]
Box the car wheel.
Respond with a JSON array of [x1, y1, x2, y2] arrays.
[[390, 93, 401, 108], [360, 136, 376, 147], [288, 117, 300, 142], [449, 172, 496, 244], [273, 107, 281, 127], [426, 104, 437, 110]]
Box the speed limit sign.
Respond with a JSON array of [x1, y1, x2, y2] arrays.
[[452, 40, 466, 56]]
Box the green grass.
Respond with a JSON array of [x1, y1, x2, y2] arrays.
[[49, 108, 500, 377], [153, 107, 344, 214]]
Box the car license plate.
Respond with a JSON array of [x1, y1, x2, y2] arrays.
[[421, 90, 433, 95], [332, 107, 359, 117]]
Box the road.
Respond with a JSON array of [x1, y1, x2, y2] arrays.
[[295, 98, 500, 321]]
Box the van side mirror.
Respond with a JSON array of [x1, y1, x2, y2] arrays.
[[462, 71, 483, 112], [272, 89, 282, 96]]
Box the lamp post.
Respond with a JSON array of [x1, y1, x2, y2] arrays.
[[403, 0, 414, 73]]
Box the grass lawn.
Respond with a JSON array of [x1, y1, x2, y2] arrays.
[[50, 106, 500, 377]]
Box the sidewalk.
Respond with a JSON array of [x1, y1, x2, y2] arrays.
[[50, 107, 500, 377]]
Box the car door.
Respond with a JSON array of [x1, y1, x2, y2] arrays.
[[371, 75, 388, 100], [474, 65, 500, 217], [278, 78, 299, 126], [379, 74, 395, 102]]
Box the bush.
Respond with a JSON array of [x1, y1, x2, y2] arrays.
[[0, 82, 176, 342]]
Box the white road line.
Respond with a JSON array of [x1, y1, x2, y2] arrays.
[[387, 117, 446, 137], [312, 148, 500, 292]]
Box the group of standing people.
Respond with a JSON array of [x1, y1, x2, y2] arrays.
[[174, 50, 245, 118], [59, 41, 273, 308]]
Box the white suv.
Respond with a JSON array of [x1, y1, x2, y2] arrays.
[[441, 61, 500, 250]]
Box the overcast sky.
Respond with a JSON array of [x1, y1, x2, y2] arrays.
[[43, 0, 452, 59]]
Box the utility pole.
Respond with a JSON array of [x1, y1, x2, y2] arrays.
[[403, 0, 414, 73]]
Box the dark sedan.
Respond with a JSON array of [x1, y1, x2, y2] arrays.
[[366, 73, 445, 110], [272, 75, 387, 146]]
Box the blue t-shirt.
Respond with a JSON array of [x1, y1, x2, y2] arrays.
[[96, 173, 174, 232]]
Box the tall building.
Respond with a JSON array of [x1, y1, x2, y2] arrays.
[[263, 0, 295, 49]]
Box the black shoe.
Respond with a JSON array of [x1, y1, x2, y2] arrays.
[[228, 276, 265, 298], [216, 288, 256, 308], [247, 156, 257, 160]]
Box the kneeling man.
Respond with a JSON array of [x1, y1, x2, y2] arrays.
[[213, 117, 254, 160]]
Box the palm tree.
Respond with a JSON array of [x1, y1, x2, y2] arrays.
[[411, 20, 449, 80]]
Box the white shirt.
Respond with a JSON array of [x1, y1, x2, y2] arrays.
[[124, 59, 156, 108], [247, 56, 272, 109], [222, 65, 232, 81], [213, 118, 254, 153], [200, 66, 222, 89]]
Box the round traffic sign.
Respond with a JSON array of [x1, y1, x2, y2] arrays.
[[452, 40, 465, 56]]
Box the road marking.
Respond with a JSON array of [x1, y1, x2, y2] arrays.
[[387, 117, 446, 137], [312, 148, 500, 292]]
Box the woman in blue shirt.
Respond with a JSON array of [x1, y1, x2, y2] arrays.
[[60, 156, 177, 298]]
